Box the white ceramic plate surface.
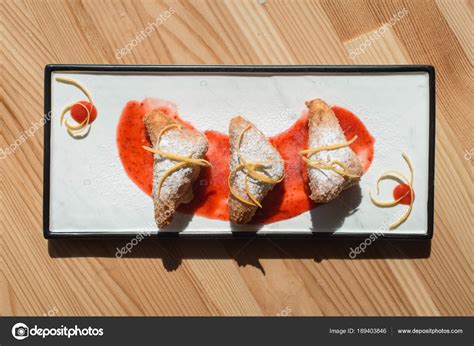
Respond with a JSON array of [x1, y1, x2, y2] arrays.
[[44, 65, 434, 238]]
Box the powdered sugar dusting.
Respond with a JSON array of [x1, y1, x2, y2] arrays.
[[230, 117, 284, 203], [152, 127, 207, 202], [306, 100, 361, 199]]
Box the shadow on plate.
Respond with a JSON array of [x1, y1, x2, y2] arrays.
[[310, 184, 362, 232]]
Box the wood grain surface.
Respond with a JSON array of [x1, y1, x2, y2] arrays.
[[0, 0, 472, 316]]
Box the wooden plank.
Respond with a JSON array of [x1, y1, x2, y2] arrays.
[[0, 0, 471, 316]]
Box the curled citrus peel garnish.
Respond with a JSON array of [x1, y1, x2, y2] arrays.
[[142, 122, 211, 198], [369, 153, 414, 229], [300, 135, 358, 156], [59, 102, 91, 136], [56, 77, 94, 137], [299, 135, 361, 178], [302, 157, 361, 178], [228, 125, 284, 207]]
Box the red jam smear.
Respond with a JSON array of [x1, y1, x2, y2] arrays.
[[117, 100, 375, 224], [179, 131, 230, 219], [116, 101, 153, 195], [393, 183, 414, 205], [332, 106, 374, 171]]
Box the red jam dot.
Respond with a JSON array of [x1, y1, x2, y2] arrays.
[[393, 183, 414, 205], [71, 100, 97, 124]]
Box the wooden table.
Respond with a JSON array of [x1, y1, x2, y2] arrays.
[[1, 0, 472, 316]]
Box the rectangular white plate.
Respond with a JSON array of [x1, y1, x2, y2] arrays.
[[44, 65, 435, 239]]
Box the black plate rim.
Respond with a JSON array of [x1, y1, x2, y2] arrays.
[[43, 64, 435, 240]]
